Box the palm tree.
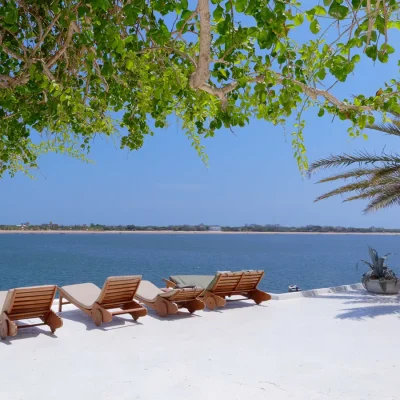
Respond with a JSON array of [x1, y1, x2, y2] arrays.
[[308, 110, 400, 213]]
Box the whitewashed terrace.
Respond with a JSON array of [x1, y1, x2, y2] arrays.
[[1, 284, 399, 400]]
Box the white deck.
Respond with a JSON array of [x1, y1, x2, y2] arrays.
[[1, 284, 399, 400]]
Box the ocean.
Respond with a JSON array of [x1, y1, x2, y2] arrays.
[[1, 233, 400, 293]]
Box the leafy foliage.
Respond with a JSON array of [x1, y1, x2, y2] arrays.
[[309, 108, 400, 212], [359, 246, 397, 292], [1, 0, 400, 176]]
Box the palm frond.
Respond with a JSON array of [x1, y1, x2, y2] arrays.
[[371, 165, 400, 179], [316, 164, 400, 184], [343, 187, 385, 202], [317, 167, 377, 183], [363, 184, 400, 213], [310, 108, 400, 213], [368, 122, 400, 136], [308, 151, 400, 175], [314, 179, 372, 202]]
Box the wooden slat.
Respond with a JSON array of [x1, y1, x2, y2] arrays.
[[104, 287, 137, 295], [13, 287, 55, 294], [106, 283, 139, 291], [13, 300, 52, 308], [17, 322, 46, 329], [103, 296, 135, 302], [240, 276, 262, 282], [13, 295, 54, 302], [104, 290, 135, 298], [8, 311, 47, 319], [101, 302, 128, 308], [241, 276, 262, 281], [107, 280, 140, 288], [217, 278, 242, 283], [10, 306, 50, 314]]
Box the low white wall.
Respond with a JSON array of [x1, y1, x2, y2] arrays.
[[270, 283, 364, 300]]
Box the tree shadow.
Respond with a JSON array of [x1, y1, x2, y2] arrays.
[[313, 293, 400, 304], [336, 305, 400, 320], [59, 309, 142, 331], [300, 288, 400, 321]]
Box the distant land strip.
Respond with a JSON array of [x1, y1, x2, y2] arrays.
[[0, 224, 399, 234]]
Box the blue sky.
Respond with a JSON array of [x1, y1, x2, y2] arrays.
[[1, 16, 399, 227]]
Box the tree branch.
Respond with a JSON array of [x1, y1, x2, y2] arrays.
[[189, 0, 211, 89], [32, 12, 62, 55], [46, 21, 80, 67], [0, 41, 25, 62]]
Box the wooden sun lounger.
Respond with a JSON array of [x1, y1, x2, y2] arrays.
[[164, 270, 271, 310], [58, 276, 147, 326], [0, 285, 63, 340], [135, 280, 205, 317]]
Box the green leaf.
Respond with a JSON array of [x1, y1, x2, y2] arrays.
[[180, 0, 188, 10], [294, 14, 304, 26], [4, 9, 18, 25], [328, 3, 349, 19], [381, 44, 395, 54], [317, 68, 326, 80], [314, 6, 326, 16], [236, 0, 248, 13], [310, 20, 320, 34], [213, 5, 224, 22], [126, 59, 134, 71], [365, 45, 377, 60], [388, 21, 400, 30], [323, 0, 332, 5], [318, 108, 325, 117], [378, 51, 389, 63]]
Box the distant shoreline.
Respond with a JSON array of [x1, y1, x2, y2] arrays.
[[0, 230, 399, 235]]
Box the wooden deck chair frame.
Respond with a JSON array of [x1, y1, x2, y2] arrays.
[[58, 276, 147, 326], [164, 270, 271, 310], [136, 283, 205, 317], [0, 285, 62, 340]]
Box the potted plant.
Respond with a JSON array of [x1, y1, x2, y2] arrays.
[[359, 246, 400, 294]]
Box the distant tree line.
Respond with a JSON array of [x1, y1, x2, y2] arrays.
[[0, 223, 399, 234]]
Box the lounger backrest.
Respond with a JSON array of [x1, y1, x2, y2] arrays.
[[235, 270, 264, 292], [208, 272, 243, 295], [97, 276, 142, 307], [5, 285, 57, 319], [168, 287, 204, 303], [208, 270, 265, 296]]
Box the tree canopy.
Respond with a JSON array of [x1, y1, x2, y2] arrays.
[[0, 0, 399, 176]]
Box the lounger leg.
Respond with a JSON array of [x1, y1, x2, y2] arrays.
[[204, 292, 226, 310], [92, 303, 113, 326], [248, 289, 272, 305], [186, 299, 205, 314], [0, 314, 17, 339], [43, 310, 63, 333], [0, 319, 8, 340], [155, 298, 178, 317], [58, 295, 63, 312], [121, 301, 148, 321], [166, 300, 179, 315]]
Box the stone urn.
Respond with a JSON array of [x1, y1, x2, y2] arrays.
[[362, 278, 400, 294]]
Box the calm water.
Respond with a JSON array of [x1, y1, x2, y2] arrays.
[[1, 233, 400, 293]]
